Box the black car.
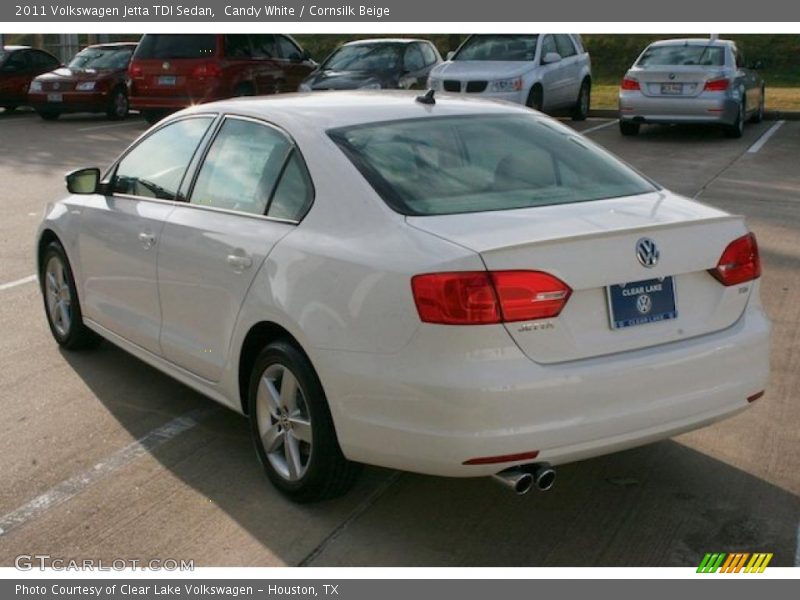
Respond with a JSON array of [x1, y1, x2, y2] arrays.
[[298, 38, 441, 92]]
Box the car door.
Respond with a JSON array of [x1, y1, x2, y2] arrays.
[[554, 35, 581, 106], [537, 35, 568, 109], [0, 50, 32, 105], [157, 115, 313, 382], [77, 115, 215, 354]]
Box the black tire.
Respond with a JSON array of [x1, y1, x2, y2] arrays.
[[526, 85, 543, 112], [37, 110, 60, 121], [248, 340, 361, 503], [750, 88, 765, 124], [725, 99, 745, 138], [106, 87, 129, 120], [619, 120, 640, 136], [142, 110, 166, 125], [40, 241, 101, 351], [571, 79, 591, 121]]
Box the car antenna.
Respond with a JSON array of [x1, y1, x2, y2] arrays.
[[416, 89, 435, 105]]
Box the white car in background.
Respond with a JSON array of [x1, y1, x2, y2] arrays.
[[427, 34, 592, 119], [37, 91, 769, 502]]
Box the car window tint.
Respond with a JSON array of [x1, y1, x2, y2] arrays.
[[540, 35, 557, 60], [268, 152, 313, 221], [190, 118, 292, 216], [420, 43, 437, 66], [404, 45, 425, 71], [555, 35, 576, 58], [4, 51, 29, 71], [637, 44, 725, 67], [224, 35, 252, 58], [250, 34, 277, 59], [30, 51, 57, 69], [113, 117, 213, 200], [134, 34, 216, 59], [277, 36, 302, 60], [330, 115, 657, 216]]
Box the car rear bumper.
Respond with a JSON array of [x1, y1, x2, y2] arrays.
[[29, 91, 109, 113], [619, 91, 739, 126], [316, 297, 770, 477]]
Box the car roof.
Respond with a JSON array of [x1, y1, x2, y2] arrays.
[[181, 90, 532, 131], [84, 42, 138, 50], [342, 38, 429, 46], [648, 38, 732, 47]]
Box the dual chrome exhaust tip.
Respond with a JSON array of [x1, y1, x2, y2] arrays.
[[492, 463, 556, 495]]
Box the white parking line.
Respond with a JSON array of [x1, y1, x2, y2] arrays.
[[747, 120, 785, 154], [0, 274, 37, 291], [0, 407, 215, 537], [78, 120, 144, 133], [581, 119, 619, 135]]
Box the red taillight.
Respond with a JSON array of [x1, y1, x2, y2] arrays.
[[463, 451, 540, 466], [704, 77, 730, 92], [192, 61, 222, 78], [621, 78, 640, 91], [129, 63, 143, 79], [709, 233, 761, 286], [411, 270, 571, 325]]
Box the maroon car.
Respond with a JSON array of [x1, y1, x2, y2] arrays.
[[29, 42, 137, 121], [128, 34, 316, 123], [0, 46, 61, 112]]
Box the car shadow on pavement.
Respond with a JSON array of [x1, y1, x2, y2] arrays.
[[59, 341, 800, 567]]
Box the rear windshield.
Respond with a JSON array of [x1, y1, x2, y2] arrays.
[[329, 114, 657, 216], [69, 47, 133, 70], [637, 44, 725, 67], [453, 35, 538, 62], [323, 44, 403, 71], [134, 35, 216, 59]]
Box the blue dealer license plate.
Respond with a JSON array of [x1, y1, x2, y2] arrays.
[[607, 277, 677, 329]]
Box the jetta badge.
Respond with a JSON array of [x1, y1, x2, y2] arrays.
[[636, 238, 660, 268]]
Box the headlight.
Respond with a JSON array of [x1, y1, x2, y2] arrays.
[[489, 77, 523, 93], [29, 81, 42, 92], [358, 82, 382, 90], [427, 78, 443, 92], [297, 83, 312, 92], [76, 81, 96, 91]]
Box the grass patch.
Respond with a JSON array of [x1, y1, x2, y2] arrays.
[[592, 84, 800, 111]]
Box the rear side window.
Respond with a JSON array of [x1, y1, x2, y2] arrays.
[[190, 118, 293, 216], [268, 153, 314, 221], [113, 117, 213, 199], [330, 114, 657, 216], [250, 34, 277, 59], [637, 44, 725, 67], [224, 35, 252, 58], [134, 34, 216, 59]]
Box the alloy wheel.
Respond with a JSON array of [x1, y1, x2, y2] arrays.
[[45, 255, 72, 337]]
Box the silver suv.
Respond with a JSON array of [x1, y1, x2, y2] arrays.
[[427, 34, 592, 120]]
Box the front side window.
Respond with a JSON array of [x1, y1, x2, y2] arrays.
[[404, 45, 425, 71], [540, 35, 557, 60], [555, 35, 577, 58], [113, 117, 213, 199], [330, 114, 657, 216], [277, 36, 303, 60], [250, 34, 277, 59], [420, 43, 437, 66], [190, 118, 293, 216], [3, 51, 29, 72], [637, 44, 725, 67], [454, 35, 539, 62]]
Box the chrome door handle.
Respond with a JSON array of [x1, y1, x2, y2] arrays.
[[138, 232, 156, 249], [226, 254, 252, 271]]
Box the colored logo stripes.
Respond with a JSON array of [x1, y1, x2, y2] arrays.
[[697, 552, 773, 573]]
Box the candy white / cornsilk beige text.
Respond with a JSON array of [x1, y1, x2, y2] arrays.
[[225, 5, 391, 18]]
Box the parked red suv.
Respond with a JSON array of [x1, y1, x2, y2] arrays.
[[128, 34, 316, 123], [0, 46, 61, 113], [28, 42, 137, 121]]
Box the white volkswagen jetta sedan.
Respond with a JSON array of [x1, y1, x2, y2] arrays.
[[37, 91, 770, 502]]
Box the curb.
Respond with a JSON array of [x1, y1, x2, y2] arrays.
[[589, 108, 800, 121]]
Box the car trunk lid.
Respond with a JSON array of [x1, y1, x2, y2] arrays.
[[631, 65, 726, 98], [407, 192, 753, 363]]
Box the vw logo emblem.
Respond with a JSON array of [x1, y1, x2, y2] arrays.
[[636, 238, 660, 268], [636, 294, 652, 315], [53, 82, 60, 90], [162, 61, 171, 70], [669, 73, 676, 80]]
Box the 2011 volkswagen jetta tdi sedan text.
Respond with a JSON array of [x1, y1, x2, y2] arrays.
[[36, 91, 770, 502]]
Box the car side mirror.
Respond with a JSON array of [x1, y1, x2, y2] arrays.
[[66, 167, 101, 195], [446, 51, 455, 61], [542, 52, 562, 65]]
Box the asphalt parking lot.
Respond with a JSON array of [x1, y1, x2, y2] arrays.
[[0, 108, 798, 567]]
